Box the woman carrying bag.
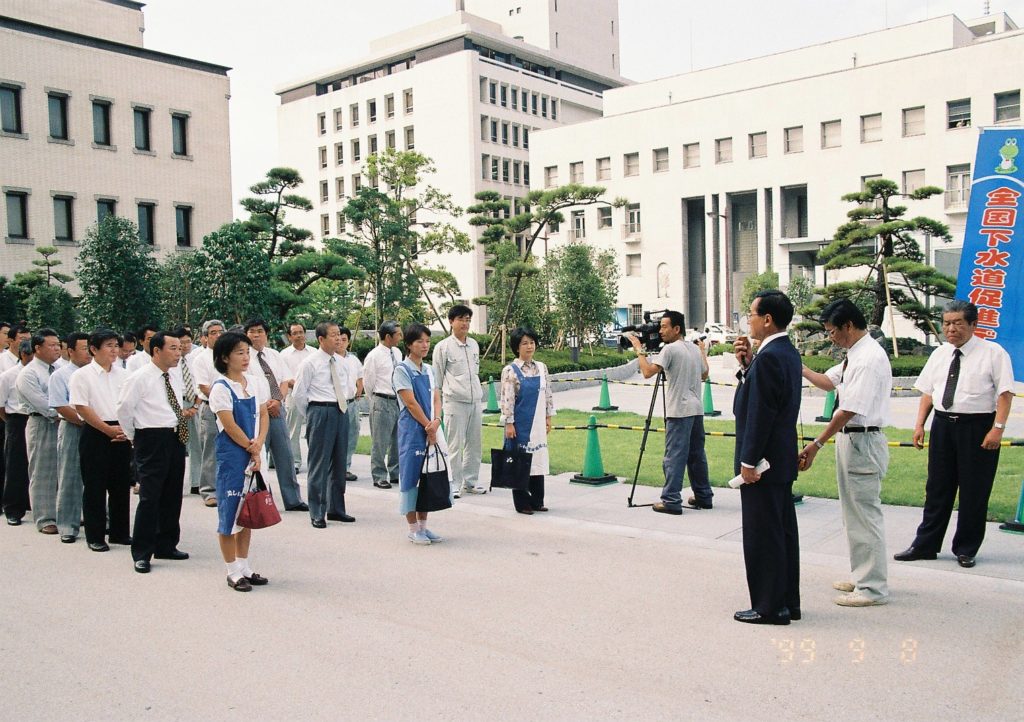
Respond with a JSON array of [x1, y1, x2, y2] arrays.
[[209, 331, 270, 591], [393, 323, 449, 546], [500, 328, 555, 515]]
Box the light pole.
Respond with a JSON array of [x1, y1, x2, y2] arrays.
[[708, 209, 730, 322]]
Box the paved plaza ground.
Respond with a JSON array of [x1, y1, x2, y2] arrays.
[[1, 367, 1021, 720]]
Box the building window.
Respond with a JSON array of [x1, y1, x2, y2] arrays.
[[513, 161, 521, 185], [352, 173, 362, 191], [133, 107, 154, 151], [946, 164, 971, 207], [403, 89, 414, 114], [523, 162, 530, 185], [53, 195, 74, 242], [385, 94, 395, 118], [571, 210, 585, 239], [490, 157, 499, 181], [860, 113, 882, 143], [404, 126, 415, 150], [336, 177, 345, 198], [544, 165, 558, 188], [320, 214, 330, 236], [748, 132, 767, 159], [531, 93, 539, 115], [350, 103, 359, 127], [683, 142, 700, 168], [320, 180, 329, 203], [541, 96, 548, 118], [624, 152, 639, 176], [512, 125, 520, 147], [317, 112, 326, 135], [626, 203, 641, 235], [352, 139, 361, 162], [628, 303, 643, 325], [596, 156, 611, 180], [715, 137, 732, 164], [523, 127, 530, 148], [175, 205, 193, 247], [490, 119, 498, 143], [784, 126, 803, 153], [500, 84, 507, 107], [995, 90, 1021, 123], [336, 212, 345, 234], [97, 198, 116, 223], [335, 142, 344, 165], [0, 85, 23, 134], [597, 206, 612, 229], [137, 202, 155, 245], [367, 99, 377, 124], [385, 130, 395, 149], [5, 191, 28, 239], [368, 134, 378, 155], [511, 87, 519, 110], [902, 169, 926, 194], [551, 100, 557, 120], [319, 145, 328, 168], [902, 106, 925, 137], [171, 113, 189, 156], [947, 98, 971, 129], [653, 147, 669, 172], [48, 93, 70, 141], [570, 161, 584, 183], [92, 100, 112, 146], [501, 122, 509, 145], [502, 159, 510, 183], [489, 81, 497, 104], [821, 119, 841, 148], [625, 254, 641, 277], [334, 107, 343, 131]]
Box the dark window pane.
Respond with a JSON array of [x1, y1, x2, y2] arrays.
[[92, 102, 111, 145], [48, 95, 68, 140], [134, 109, 151, 151], [172, 114, 188, 155], [175, 206, 192, 246], [5, 192, 27, 238], [97, 199, 115, 223], [53, 196, 73, 240], [1, 86, 22, 134], [137, 203, 154, 244]]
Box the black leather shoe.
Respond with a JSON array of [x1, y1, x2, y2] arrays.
[[390, 478, 399, 485], [516, 507, 534, 515], [154, 549, 189, 560], [285, 503, 309, 512], [686, 496, 713, 510], [790, 608, 802, 621], [190, 487, 200, 495], [327, 513, 355, 522], [134, 559, 151, 573], [345, 472, 357, 481], [88, 541, 110, 552], [108, 536, 132, 545], [373, 480, 392, 489], [311, 519, 327, 529], [60, 534, 76, 544], [894, 546, 937, 561], [6, 517, 21, 526], [957, 554, 976, 568], [734, 608, 791, 625]]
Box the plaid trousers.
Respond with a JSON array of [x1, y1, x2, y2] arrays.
[[27, 416, 59, 530], [56, 420, 84, 536]]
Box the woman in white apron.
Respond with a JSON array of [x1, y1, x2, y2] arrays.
[[499, 328, 555, 515]]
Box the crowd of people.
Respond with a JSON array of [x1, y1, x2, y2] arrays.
[[0, 294, 1012, 612]]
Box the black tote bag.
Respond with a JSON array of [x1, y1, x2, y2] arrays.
[[416, 445, 453, 513], [489, 438, 532, 491]]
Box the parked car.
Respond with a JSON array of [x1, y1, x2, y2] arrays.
[[703, 323, 738, 345]]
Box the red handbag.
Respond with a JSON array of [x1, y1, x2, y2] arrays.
[[237, 470, 282, 530]]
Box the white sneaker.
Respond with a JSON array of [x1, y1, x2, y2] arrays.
[[452, 488, 461, 499], [408, 530, 431, 545], [833, 581, 855, 593], [462, 485, 488, 495], [422, 528, 444, 543], [834, 592, 888, 607]]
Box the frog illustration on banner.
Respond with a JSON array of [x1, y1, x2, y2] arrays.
[[994, 137, 1018, 174]]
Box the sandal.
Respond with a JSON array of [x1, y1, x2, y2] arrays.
[[245, 573, 269, 586], [227, 575, 252, 592]]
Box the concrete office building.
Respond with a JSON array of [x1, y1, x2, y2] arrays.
[[276, 0, 626, 330], [1, 0, 232, 287], [532, 13, 1023, 332]]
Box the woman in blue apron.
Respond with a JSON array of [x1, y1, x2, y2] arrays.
[[393, 323, 448, 545], [209, 332, 270, 592], [500, 328, 555, 515]]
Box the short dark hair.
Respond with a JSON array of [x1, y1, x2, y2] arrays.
[[149, 331, 176, 353], [338, 326, 352, 341], [89, 329, 122, 353], [171, 326, 193, 340], [243, 318, 271, 334], [213, 332, 250, 374], [121, 331, 138, 345], [403, 323, 431, 347], [819, 298, 867, 331], [18, 339, 33, 358], [943, 299, 978, 325], [137, 324, 158, 339], [448, 304, 473, 322], [661, 310, 686, 332], [31, 328, 58, 352], [0, 321, 10, 332], [753, 290, 794, 329], [65, 331, 90, 351], [9, 324, 28, 340], [288, 322, 305, 334], [378, 320, 400, 339], [510, 327, 540, 354], [315, 321, 338, 341]]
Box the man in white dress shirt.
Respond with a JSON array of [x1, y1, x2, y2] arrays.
[[170, 327, 204, 497], [48, 332, 91, 543], [337, 327, 364, 482], [0, 323, 26, 374], [1, 338, 33, 525], [125, 325, 158, 373], [895, 299, 1014, 569], [280, 322, 314, 472], [193, 319, 225, 506], [0, 321, 10, 505], [363, 321, 403, 489], [117, 332, 194, 573], [17, 329, 62, 535], [71, 329, 132, 552], [244, 318, 306, 511], [291, 322, 354, 527], [800, 299, 892, 607]]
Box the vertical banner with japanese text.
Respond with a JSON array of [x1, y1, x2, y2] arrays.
[[955, 126, 1024, 378]]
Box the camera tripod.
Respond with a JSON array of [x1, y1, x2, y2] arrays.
[[627, 369, 667, 508]]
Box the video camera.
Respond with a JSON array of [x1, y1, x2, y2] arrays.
[[618, 309, 674, 353]]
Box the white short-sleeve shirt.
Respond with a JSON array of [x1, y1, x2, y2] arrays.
[[208, 373, 268, 435]]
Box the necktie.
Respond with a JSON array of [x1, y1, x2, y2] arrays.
[[180, 358, 197, 405], [834, 357, 849, 408], [941, 348, 962, 411], [329, 357, 348, 412], [257, 351, 283, 402], [163, 372, 189, 444]]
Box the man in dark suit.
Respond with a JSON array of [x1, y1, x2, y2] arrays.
[[732, 290, 803, 625]]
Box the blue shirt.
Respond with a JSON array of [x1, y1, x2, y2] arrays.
[[48, 362, 85, 408]]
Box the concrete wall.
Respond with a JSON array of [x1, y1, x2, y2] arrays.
[[3, 0, 145, 47]]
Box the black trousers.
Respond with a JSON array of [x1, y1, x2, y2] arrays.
[[513, 475, 545, 511], [131, 428, 185, 562], [80, 423, 132, 545], [740, 481, 800, 615], [0, 418, 6, 505], [913, 411, 1000, 557], [2, 413, 30, 520]]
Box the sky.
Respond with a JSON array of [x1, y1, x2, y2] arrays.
[[139, 0, 1024, 213]]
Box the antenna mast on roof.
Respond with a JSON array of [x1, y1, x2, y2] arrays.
[[984, 0, 991, 15]]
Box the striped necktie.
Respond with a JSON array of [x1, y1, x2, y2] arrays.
[[163, 372, 189, 444]]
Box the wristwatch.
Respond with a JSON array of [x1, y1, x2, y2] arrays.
[[994, 422, 1006, 430], [813, 439, 825, 449]]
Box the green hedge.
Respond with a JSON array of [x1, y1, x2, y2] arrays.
[[801, 354, 929, 375]]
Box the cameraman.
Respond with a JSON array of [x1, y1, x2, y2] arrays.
[[628, 311, 713, 514]]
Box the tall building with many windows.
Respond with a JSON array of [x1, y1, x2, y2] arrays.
[[532, 13, 1023, 333], [276, 1, 626, 329], [0, 0, 232, 288]]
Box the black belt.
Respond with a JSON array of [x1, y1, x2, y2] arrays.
[[373, 392, 397, 400], [346, 398, 355, 403], [841, 426, 880, 433], [29, 412, 45, 418], [308, 400, 342, 408], [934, 410, 994, 423]]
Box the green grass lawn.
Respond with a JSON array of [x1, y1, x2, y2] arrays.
[[356, 409, 1023, 521]]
